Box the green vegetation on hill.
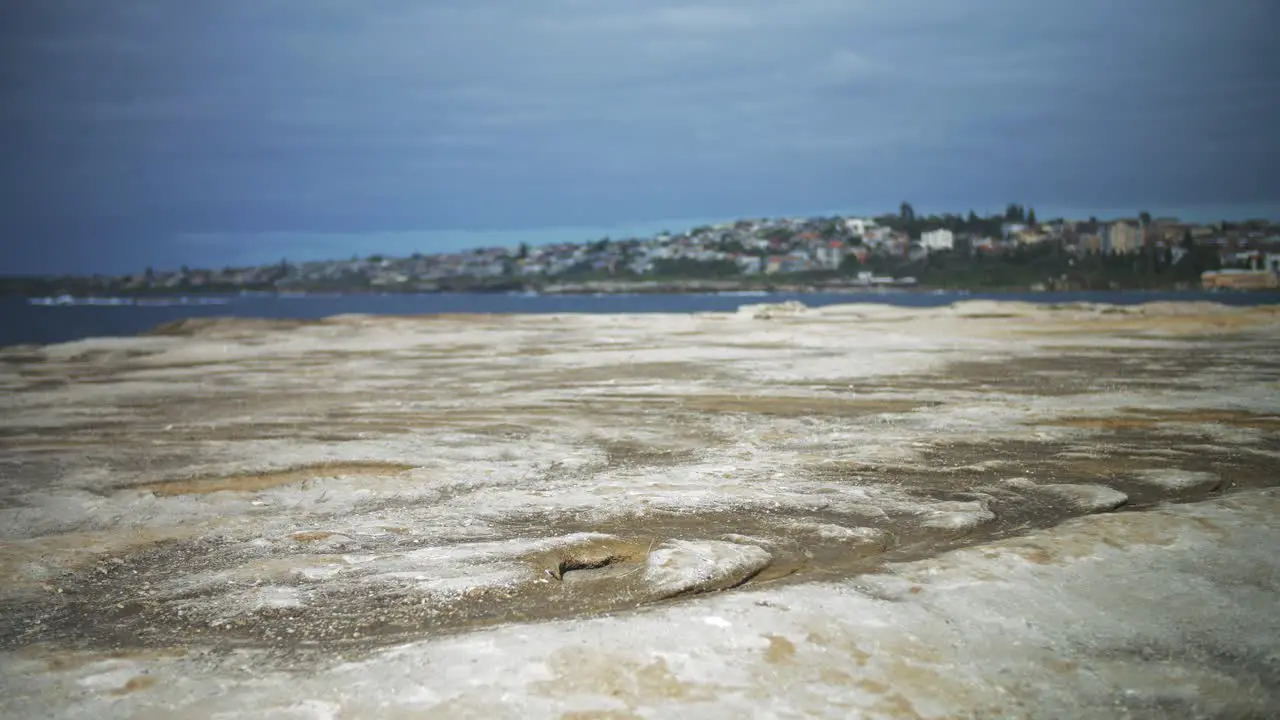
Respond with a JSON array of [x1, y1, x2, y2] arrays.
[[867, 239, 1222, 290]]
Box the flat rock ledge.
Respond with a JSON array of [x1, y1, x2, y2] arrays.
[[641, 540, 773, 600], [919, 500, 997, 530], [1132, 469, 1223, 492], [1037, 483, 1130, 513]]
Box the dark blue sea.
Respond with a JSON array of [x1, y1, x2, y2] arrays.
[[4, 291, 1280, 347]]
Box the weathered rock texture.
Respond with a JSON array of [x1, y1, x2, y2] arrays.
[[1, 301, 1279, 717]]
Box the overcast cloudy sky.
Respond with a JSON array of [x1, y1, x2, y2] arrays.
[[2, 0, 1277, 274]]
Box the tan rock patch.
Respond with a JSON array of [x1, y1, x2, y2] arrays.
[[0, 527, 204, 590], [110, 675, 158, 695], [681, 394, 929, 418], [524, 536, 651, 580], [131, 461, 416, 496], [763, 634, 797, 664], [290, 531, 339, 543], [532, 649, 716, 705], [1045, 408, 1280, 431]]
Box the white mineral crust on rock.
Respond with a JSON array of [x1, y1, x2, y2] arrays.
[[1037, 483, 1130, 513], [641, 540, 773, 599], [1132, 468, 1222, 492], [2, 303, 1278, 717]]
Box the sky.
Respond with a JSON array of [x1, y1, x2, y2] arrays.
[[2, 0, 1278, 275]]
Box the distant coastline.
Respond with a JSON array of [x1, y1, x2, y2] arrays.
[[18, 285, 1279, 310], [19, 278, 927, 303], [5, 206, 1279, 297]]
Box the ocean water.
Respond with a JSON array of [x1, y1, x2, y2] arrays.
[[3, 290, 1280, 348]]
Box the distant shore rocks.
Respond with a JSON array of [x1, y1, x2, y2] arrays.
[[738, 300, 809, 319]]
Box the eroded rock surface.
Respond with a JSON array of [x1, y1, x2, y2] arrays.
[[2, 302, 1279, 717], [641, 540, 772, 599], [1036, 483, 1130, 513], [919, 499, 996, 530], [1132, 468, 1223, 492]]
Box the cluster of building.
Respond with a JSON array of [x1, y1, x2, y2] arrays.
[[104, 213, 1280, 292]]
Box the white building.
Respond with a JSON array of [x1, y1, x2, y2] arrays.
[[813, 244, 847, 270], [735, 256, 763, 274], [920, 228, 955, 252], [862, 226, 895, 245], [843, 218, 878, 237]]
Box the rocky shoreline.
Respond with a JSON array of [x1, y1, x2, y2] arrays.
[[2, 301, 1278, 717]]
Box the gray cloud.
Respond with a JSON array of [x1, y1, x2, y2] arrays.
[[1, 0, 1277, 273]]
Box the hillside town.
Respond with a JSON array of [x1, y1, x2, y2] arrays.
[[9, 206, 1280, 296]]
